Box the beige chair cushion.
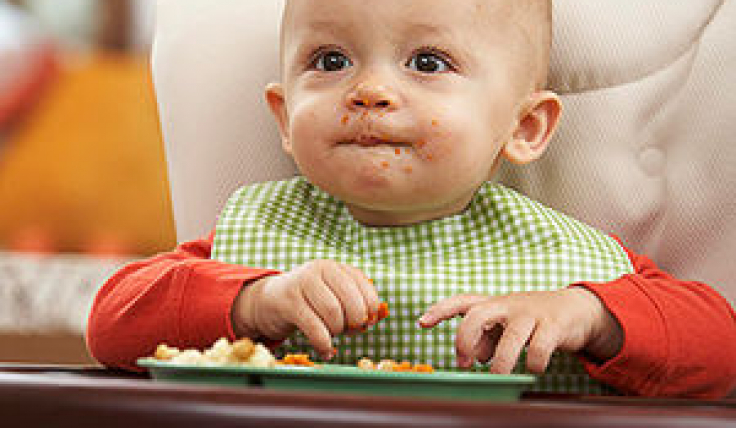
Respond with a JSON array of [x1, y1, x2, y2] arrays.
[[153, 0, 735, 304]]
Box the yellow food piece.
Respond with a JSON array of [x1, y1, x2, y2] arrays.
[[151, 338, 276, 368]]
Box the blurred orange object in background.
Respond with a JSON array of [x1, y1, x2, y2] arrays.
[[0, 51, 176, 256]]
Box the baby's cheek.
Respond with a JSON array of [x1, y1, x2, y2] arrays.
[[421, 125, 458, 163], [290, 112, 331, 147]]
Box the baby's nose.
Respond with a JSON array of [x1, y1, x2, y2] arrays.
[[347, 82, 399, 110]]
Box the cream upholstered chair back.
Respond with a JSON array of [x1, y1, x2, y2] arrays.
[[152, 0, 736, 305]]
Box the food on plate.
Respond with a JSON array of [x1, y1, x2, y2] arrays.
[[151, 337, 276, 368], [357, 358, 435, 373], [147, 302, 430, 374], [277, 353, 434, 373], [279, 353, 316, 367]]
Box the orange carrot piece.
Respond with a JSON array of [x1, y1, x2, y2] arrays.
[[395, 361, 412, 372], [282, 353, 315, 366], [376, 302, 390, 321], [413, 364, 434, 373]]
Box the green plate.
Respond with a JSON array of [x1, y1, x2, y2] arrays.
[[138, 358, 535, 401]]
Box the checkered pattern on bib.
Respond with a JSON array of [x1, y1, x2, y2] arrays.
[[212, 177, 634, 394]]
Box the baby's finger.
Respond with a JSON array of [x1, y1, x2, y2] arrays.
[[476, 324, 503, 364], [342, 264, 380, 325], [525, 322, 559, 374], [455, 304, 503, 368], [488, 317, 536, 374], [301, 273, 345, 336], [291, 305, 335, 360], [419, 294, 488, 328], [321, 263, 367, 331]]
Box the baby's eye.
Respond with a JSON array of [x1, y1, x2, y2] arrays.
[[312, 50, 353, 72], [406, 51, 454, 74]]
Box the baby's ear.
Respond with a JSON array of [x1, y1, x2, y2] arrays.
[[502, 91, 562, 165], [265, 83, 292, 155]]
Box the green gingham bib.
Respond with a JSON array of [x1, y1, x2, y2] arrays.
[[212, 177, 634, 394]]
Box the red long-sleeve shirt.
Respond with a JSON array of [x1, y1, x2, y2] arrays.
[[86, 233, 736, 398]]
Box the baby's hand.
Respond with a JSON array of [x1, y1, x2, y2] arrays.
[[418, 288, 623, 374], [231, 260, 380, 360]]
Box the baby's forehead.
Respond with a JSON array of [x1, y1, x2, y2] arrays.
[[282, 0, 549, 88], [282, 0, 544, 46], [283, 0, 519, 33]]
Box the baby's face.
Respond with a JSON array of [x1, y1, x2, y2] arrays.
[[268, 0, 542, 225]]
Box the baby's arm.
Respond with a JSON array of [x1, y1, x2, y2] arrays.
[[577, 244, 736, 398], [420, 241, 736, 398], [86, 232, 277, 371]]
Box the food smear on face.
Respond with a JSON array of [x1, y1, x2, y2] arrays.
[[341, 115, 350, 125], [394, 148, 402, 156], [431, 119, 439, 127], [381, 161, 390, 169], [403, 165, 413, 174]]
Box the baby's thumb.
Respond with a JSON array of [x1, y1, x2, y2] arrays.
[[418, 294, 487, 328]]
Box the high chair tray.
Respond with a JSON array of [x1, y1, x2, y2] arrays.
[[137, 358, 535, 402]]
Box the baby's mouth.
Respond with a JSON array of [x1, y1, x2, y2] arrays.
[[341, 135, 411, 148]]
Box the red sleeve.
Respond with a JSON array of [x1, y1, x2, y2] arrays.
[[86, 232, 279, 371], [575, 237, 736, 399]]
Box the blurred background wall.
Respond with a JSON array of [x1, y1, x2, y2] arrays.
[[0, 0, 175, 257]]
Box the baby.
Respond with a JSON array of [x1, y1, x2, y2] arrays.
[[87, 0, 736, 397]]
